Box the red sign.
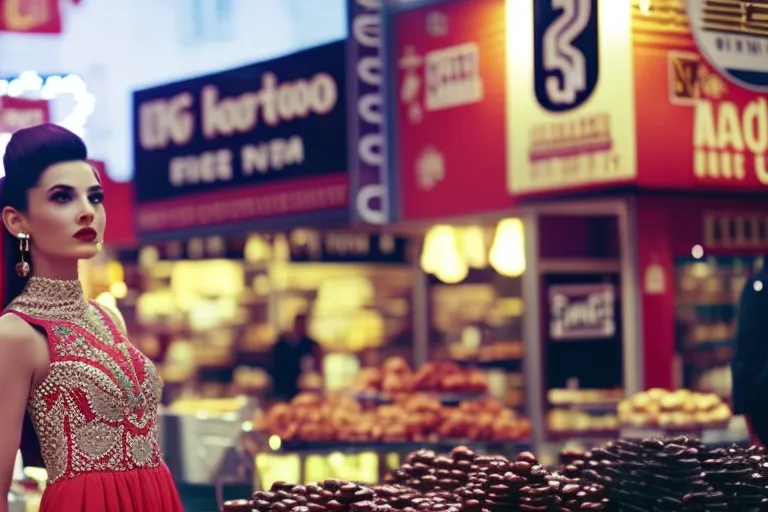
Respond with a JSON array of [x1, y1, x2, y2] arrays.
[[0, 97, 50, 133], [135, 174, 348, 233], [0, 0, 62, 34], [633, 12, 768, 191], [89, 160, 136, 247], [394, 0, 511, 220]]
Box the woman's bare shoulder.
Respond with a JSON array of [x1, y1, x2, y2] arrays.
[[0, 313, 39, 342], [0, 313, 45, 363]]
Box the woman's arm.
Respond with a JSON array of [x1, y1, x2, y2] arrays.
[[0, 315, 44, 512]]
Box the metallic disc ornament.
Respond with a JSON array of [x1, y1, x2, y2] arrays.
[[15, 261, 30, 278]]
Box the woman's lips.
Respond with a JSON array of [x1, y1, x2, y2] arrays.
[[73, 228, 97, 242]]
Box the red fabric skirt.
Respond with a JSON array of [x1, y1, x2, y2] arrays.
[[39, 463, 183, 512]]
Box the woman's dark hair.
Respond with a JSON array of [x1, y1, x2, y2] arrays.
[[0, 123, 87, 467]]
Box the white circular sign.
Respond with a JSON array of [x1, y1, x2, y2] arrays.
[[687, 0, 768, 92]]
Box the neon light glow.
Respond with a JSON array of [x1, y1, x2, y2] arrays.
[[0, 70, 95, 135], [0, 70, 95, 177]]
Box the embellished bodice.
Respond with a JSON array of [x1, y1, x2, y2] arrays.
[[4, 277, 163, 484]]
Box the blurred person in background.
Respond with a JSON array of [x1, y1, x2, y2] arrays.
[[732, 267, 768, 446], [0, 124, 182, 512], [270, 313, 323, 401]]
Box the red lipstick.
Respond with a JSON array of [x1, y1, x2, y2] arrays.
[[73, 227, 97, 242]]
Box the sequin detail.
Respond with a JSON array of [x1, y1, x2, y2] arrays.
[[5, 277, 163, 484]]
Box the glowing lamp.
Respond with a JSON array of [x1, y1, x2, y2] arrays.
[[489, 218, 526, 277]]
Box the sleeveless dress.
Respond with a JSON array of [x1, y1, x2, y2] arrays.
[[3, 277, 183, 512]]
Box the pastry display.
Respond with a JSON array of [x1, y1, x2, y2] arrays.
[[226, 438, 768, 511], [259, 393, 531, 444], [547, 408, 619, 435], [223, 445, 608, 511], [545, 388, 623, 437], [617, 388, 732, 429], [350, 357, 488, 397], [548, 388, 624, 406]]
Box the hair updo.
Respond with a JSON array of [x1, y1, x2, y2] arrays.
[[1, 124, 87, 306]]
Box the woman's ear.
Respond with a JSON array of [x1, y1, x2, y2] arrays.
[[2, 206, 27, 237]]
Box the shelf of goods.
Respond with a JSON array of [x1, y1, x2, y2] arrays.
[[349, 359, 490, 401], [545, 387, 737, 443], [256, 358, 529, 450], [223, 435, 768, 511], [617, 388, 733, 430], [546, 388, 624, 440], [256, 391, 531, 447], [675, 256, 757, 397], [250, 389, 533, 488]]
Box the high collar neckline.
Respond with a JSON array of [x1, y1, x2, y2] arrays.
[[9, 276, 88, 320]]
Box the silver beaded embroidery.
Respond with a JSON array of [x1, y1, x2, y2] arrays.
[[6, 277, 163, 483]]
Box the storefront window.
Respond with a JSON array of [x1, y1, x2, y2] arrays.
[[119, 230, 414, 401], [428, 269, 525, 408], [675, 255, 763, 398]]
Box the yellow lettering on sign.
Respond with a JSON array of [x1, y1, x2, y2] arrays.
[[693, 98, 768, 183], [4, 0, 50, 32]]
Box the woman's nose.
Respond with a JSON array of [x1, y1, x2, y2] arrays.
[[77, 204, 95, 225]]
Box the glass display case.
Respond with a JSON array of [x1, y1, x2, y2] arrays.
[[542, 273, 623, 439], [675, 255, 764, 399], [427, 267, 525, 409], [116, 231, 416, 401]]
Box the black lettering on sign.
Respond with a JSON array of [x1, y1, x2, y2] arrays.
[[533, 0, 599, 112]]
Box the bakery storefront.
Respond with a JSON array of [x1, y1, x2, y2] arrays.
[[130, 35, 424, 496], [250, 0, 530, 493], [382, 0, 634, 454], [219, 0, 768, 509], [503, 0, 762, 449], [381, 0, 533, 448]]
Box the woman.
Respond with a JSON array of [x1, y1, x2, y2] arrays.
[[0, 124, 183, 511]]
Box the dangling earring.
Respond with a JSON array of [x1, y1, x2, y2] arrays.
[[96, 241, 104, 253], [16, 232, 30, 278]]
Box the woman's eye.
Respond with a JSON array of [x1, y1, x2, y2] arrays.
[[50, 192, 71, 203], [89, 192, 105, 204]]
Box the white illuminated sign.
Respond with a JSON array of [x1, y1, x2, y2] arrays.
[[0, 70, 96, 178]]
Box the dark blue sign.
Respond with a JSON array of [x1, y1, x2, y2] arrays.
[[533, 0, 599, 112], [346, 0, 387, 225], [132, 41, 348, 205], [289, 232, 408, 264]]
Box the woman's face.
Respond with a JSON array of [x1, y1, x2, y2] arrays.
[[22, 160, 106, 261]]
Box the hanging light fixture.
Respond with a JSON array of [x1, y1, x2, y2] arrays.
[[489, 218, 526, 277], [244, 234, 271, 263], [420, 225, 441, 274], [459, 225, 488, 269], [421, 225, 469, 284]]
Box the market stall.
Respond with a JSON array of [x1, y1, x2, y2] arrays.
[[128, 8, 435, 496], [381, 0, 763, 455], [382, 0, 530, 428]]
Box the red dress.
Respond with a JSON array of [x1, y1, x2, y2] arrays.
[[4, 277, 183, 512]]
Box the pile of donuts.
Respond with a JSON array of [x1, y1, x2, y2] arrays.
[[350, 358, 488, 396], [222, 446, 607, 511], [261, 393, 531, 444]]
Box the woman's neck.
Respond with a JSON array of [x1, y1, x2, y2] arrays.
[[7, 275, 88, 320], [29, 255, 80, 281]]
